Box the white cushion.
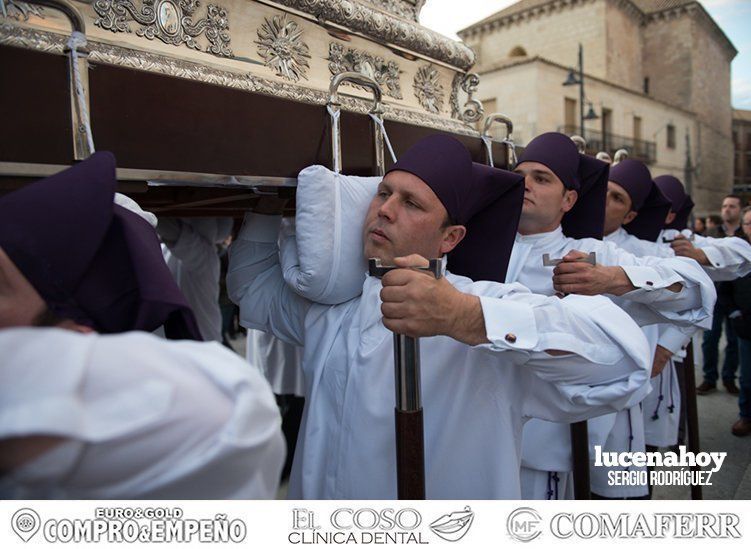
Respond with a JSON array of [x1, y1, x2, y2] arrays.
[[281, 165, 380, 304]]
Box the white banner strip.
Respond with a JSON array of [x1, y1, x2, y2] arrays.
[[2, 500, 749, 548]]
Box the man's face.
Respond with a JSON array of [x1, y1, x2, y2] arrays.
[[514, 161, 578, 234], [362, 170, 465, 264], [0, 247, 92, 332], [743, 211, 751, 240], [0, 246, 47, 329], [604, 181, 637, 235], [721, 197, 742, 225]]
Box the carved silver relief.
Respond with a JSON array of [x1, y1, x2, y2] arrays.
[[93, 0, 232, 58], [450, 72, 484, 124], [255, 14, 310, 82], [0, 23, 479, 138], [273, 0, 474, 70], [413, 64, 444, 114], [327, 42, 402, 99], [364, 0, 423, 21], [1, 0, 45, 20]]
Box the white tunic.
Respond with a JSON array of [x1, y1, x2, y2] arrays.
[[513, 227, 715, 498], [247, 329, 305, 397], [227, 214, 652, 499], [0, 328, 285, 499], [161, 218, 232, 342], [605, 228, 695, 448]]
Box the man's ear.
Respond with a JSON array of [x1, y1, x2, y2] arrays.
[[665, 211, 676, 225], [561, 189, 578, 214], [623, 210, 639, 225], [439, 225, 467, 255]]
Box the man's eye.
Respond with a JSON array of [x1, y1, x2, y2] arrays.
[[406, 200, 419, 208], [377, 191, 389, 198]]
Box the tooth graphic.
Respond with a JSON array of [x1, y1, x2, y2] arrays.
[[12, 508, 41, 542], [429, 506, 474, 542]]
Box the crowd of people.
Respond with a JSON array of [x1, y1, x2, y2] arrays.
[[692, 195, 751, 437], [1, 131, 750, 500]]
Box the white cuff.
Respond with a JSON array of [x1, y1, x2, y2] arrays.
[[622, 265, 670, 291], [701, 246, 725, 269], [238, 213, 282, 243], [657, 326, 693, 355], [480, 296, 538, 351]]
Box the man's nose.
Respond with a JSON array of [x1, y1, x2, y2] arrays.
[[378, 195, 397, 221]]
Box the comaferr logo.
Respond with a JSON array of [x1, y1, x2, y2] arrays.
[[429, 506, 475, 542], [507, 507, 542, 542], [551, 513, 741, 539]]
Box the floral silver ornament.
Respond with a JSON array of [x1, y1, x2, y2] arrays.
[[92, 0, 233, 58], [255, 14, 310, 82], [327, 42, 402, 99], [1, 0, 45, 20], [413, 64, 444, 114]]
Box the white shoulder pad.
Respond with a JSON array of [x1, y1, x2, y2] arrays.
[[281, 165, 379, 304]]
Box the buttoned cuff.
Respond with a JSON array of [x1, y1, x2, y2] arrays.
[[479, 295, 538, 351], [238, 213, 282, 243], [657, 326, 693, 355], [701, 246, 725, 269]]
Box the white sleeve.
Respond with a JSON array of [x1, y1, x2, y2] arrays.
[[227, 213, 311, 347], [694, 236, 751, 281], [159, 218, 217, 270], [0, 329, 285, 499], [600, 243, 716, 330], [657, 324, 694, 356], [473, 291, 651, 423]]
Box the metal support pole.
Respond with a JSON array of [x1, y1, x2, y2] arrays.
[[683, 342, 703, 500], [578, 43, 585, 142], [368, 258, 442, 499], [571, 421, 591, 499], [543, 251, 597, 499]]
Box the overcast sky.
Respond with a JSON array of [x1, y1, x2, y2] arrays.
[[419, 0, 751, 109]]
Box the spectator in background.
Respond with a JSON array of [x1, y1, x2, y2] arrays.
[[699, 195, 744, 395], [706, 214, 722, 234], [725, 206, 751, 436], [694, 216, 706, 236]]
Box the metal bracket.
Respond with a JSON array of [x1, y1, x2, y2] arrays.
[[327, 71, 385, 175], [22, 0, 93, 160], [368, 258, 443, 280], [542, 252, 596, 267], [662, 234, 695, 243], [481, 112, 515, 168]]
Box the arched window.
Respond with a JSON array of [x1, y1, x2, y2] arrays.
[[509, 46, 527, 58]]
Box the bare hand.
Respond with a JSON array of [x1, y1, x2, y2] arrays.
[[552, 250, 634, 296], [670, 236, 709, 266], [380, 254, 487, 345], [0, 247, 47, 329], [651, 344, 673, 378]]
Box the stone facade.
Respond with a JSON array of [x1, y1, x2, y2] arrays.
[[459, 0, 737, 215], [477, 57, 694, 177]]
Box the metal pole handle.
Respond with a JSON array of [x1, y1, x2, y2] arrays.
[[570, 135, 587, 154], [613, 149, 629, 165], [481, 113, 515, 168], [21, 0, 93, 159], [327, 72, 384, 174]]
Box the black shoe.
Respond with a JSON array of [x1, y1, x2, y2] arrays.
[[723, 380, 740, 395], [696, 381, 716, 395]]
